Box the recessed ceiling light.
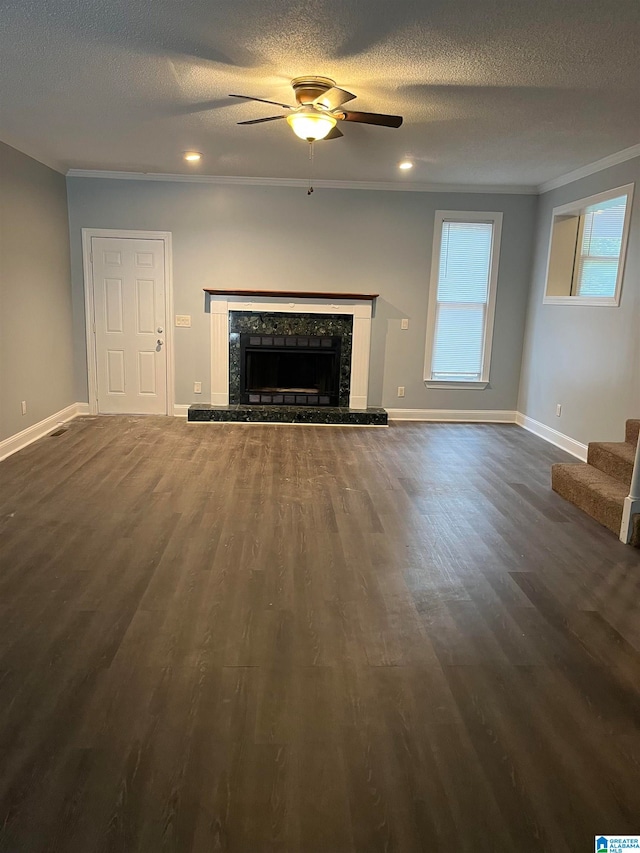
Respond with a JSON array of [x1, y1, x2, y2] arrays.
[[399, 160, 413, 170], [184, 151, 202, 162]]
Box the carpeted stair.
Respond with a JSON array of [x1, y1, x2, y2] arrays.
[[552, 418, 640, 546]]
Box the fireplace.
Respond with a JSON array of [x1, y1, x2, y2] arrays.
[[194, 291, 387, 424], [207, 293, 375, 410], [240, 333, 342, 406]]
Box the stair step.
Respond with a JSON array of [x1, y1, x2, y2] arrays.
[[625, 418, 640, 445], [551, 462, 628, 535], [587, 441, 635, 488]]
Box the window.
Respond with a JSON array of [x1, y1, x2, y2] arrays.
[[424, 211, 502, 388], [544, 183, 634, 306]]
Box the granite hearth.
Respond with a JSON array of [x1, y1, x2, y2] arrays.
[[188, 404, 388, 426]]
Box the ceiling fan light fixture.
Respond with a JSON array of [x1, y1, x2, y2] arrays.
[[287, 109, 337, 142], [399, 160, 413, 170], [184, 151, 202, 162]]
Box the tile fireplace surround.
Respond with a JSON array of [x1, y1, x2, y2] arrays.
[[228, 311, 353, 407], [188, 290, 387, 426]]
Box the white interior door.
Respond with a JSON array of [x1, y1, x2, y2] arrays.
[[91, 237, 167, 414]]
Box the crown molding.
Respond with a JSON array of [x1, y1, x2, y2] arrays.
[[65, 169, 537, 195], [538, 143, 640, 194], [64, 143, 640, 195]]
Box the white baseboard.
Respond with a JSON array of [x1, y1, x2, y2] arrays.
[[0, 402, 88, 462], [387, 408, 517, 423], [0, 404, 591, 461], [515, 413, 588, 460]]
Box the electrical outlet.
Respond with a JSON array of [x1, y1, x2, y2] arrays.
[[401, 318, 409, 330], [175, 314, 191, 327], [194, 381, 202, 394], [21, 401, 27, 415], [398, 386, 405, 397], [556, 403, 562, 417]]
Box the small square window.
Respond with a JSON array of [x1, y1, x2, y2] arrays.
[[544, 183, 634, 306]]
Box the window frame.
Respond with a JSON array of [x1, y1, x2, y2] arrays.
[[543, 183, 634, 307], [424, 210, 503, 390]]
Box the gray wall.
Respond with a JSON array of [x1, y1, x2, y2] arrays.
[[518, 156, 640, 444], [66, 178, 537, 411], [0, 142, 75, 441]]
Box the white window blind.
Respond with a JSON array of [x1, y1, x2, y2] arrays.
[[574, 195, 627, 298], [430, 220, 494, 382]]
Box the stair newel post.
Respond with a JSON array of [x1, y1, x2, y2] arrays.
[[620, 436, 640, 543]]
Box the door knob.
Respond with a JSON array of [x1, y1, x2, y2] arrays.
[[157, 339, 164, 346], [157, 327, 164, 334]]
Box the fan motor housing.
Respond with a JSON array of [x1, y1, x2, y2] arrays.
[[291, 76, 336, 106]]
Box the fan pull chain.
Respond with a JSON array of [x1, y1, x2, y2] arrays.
[[307, 141, 314, 195]]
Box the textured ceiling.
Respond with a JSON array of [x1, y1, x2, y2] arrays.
[[1, 0, 639, 186]]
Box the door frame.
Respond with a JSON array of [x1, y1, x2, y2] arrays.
[[82, 228, 175, 416]]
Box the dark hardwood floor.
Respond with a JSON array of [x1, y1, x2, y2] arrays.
[[1, 416, 639, 852]]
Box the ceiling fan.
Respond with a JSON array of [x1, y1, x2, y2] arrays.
[[229, 76, 403, 142]]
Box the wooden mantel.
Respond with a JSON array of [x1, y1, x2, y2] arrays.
[[204, 288, 378, 301]]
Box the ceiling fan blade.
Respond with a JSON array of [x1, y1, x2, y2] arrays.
[[322, 125, 344, 140], [237, 115, 287, 125], [229, 94, 292, 110], [341, 110, 403, 128], [312, 86, 356, 110]]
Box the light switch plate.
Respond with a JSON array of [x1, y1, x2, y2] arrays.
[[175, 314, 191, 327], [401, 318, 409, 330]]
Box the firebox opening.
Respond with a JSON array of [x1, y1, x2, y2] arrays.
[[240, 334, 342, 406]]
